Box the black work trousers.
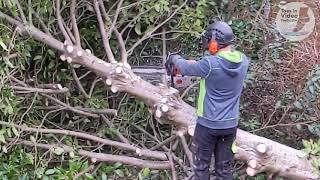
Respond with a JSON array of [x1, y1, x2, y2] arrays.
[[191, 123, 237, 180]]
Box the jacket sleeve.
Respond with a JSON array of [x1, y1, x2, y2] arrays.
[[172, 55, 211, 78]]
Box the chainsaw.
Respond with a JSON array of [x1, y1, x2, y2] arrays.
[[131, 54, 197, 91]]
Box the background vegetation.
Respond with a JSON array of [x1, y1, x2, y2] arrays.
[[0, 0, 319, 179]]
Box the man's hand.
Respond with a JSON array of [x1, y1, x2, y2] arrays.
[[165, 54, 181, 75]]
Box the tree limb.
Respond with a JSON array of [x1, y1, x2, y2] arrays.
[[11, 85, 69, 94], [70, 0, 81, 46], [0, 121, 167, 160], [93, 0, 116, 63], [56, 0, 72, 43], [14, 0, 27, 24], [12, 139, 171, 169]]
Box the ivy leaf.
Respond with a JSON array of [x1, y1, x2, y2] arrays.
[[115, 169, 124, 177], [293, 101, 303, 109], [2, 146, 7, 153], [275, 100, 282, 109], [6, 105, 13, 115], [101, 173, 107, 180], [53, 147, 64, 155], [0, 38, 8, 51], [12, 126, 19, 136], [45, 169, 55, 175], [154, 4, 160, 12], [134, 23, 142, 35], [85, 173, 94, 179], [33, 55, 42, 60], [0, 134, 6, 143], [143, 168, 150, 177], [6, 128, 12, 138], [113, 162, 122, 169]]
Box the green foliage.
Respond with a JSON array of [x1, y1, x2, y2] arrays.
[[241, 118, 261, 130], [303, 139, 320, 170]]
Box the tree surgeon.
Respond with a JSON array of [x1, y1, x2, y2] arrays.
[[166, 21, 250, 180]]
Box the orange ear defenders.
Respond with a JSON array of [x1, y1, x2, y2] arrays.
[[208, 40, 219, 54]]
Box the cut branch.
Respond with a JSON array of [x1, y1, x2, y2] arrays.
[[11, 86, 69, 94], [12, 139, 171, 169], [0, 121, 166, 160]]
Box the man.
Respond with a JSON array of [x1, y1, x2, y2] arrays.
[[166, 21, 250, 180]]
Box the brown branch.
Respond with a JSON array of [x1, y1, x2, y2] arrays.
[[14, 0, 27, 24], [127, 0, 188, 55], [98, 0, 127, 63], [41, 94, 99, 118], [33, 106, 117, 116], [93, 0, 116, 63], [181, 81, 199, 99], [167, 152, 177, 180], [89, 77, 100, 97], [70, 66, 90, 98], [0, 121, 166, 160], [150, 135, 177, 150], [56, 0, 72, 43], [162, 28, 168, 86], [106, 0, 124, 38], [31, 10, 51, 36], [62, 20, 76, 43], [114, 29, 127, 63], [179, 135, 193, 166], [12, 139, 171, 169], [11, 86, 69, 94], [71, 0, 81, 46], [101, 115, 130, 144]]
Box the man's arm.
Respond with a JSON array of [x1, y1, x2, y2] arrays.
[[172, 55, 211, 78]]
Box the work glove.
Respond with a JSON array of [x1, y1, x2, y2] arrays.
[[165, 54, 181, 75]]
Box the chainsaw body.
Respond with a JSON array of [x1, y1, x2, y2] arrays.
[[132, 66, 197, 90]]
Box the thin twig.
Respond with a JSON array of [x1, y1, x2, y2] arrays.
[[11, 86, 69, 94], [71, 0, 81, 46], [93, 0, 116, 63], [41, 94, 99, 118], [179, 135, 193, 166], [181, 81, 199, 99], [167, 152, 177, 180], [101, 115, 130, 144], [70, 66, 90, 98], [98, 0, 127, 63], [28, 0, 33, 25], [14, 0, 27, 24], [56, 0, 72, 43], [150, 135, 177, 150], [33, 106, 117, 116], [106, 0, 124, 38], [127, 0, 188, 54], [73, 165, 95, 179]]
